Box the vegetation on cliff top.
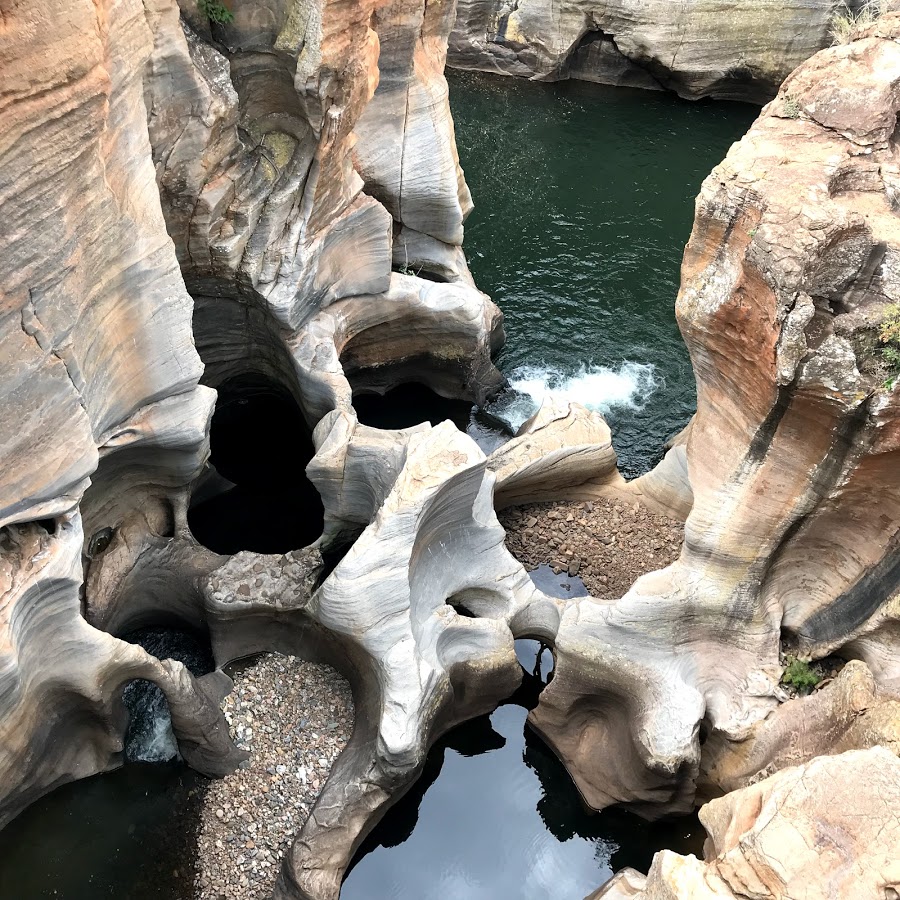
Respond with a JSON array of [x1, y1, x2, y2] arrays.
[[198, 0, 233, 24], [881, 303, 900, 389], [830, 1, 882, 44]]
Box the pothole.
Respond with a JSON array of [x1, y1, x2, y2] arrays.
[[194, 653, 353, 900], [342, 632, 702, 900], [352, 382, 474, 431], [188, 375, 324, 555]]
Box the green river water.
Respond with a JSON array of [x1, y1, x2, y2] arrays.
[[454, 72, 756, 474]]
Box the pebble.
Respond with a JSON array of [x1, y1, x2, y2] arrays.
[[499, 496, 684, 600], [194, 653, 354, 900]]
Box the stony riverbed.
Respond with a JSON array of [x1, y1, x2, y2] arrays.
[[499, 497, 684, 600], [194, 655, 354, 900]]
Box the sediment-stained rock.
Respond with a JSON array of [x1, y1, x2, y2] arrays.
[[595, 748, 900, 900], [0, 514, 244, 831], [449, 0, 862, 102], [1, 0, 503, 838], [4, 2, 900, 900], [0, 0, 245, 826]]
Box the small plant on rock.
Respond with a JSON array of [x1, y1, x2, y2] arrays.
[[782, 94, 802, 119], [880, 303, 900, 389], [830, 0, 882, 45], [198, 0, 234, 24], [781, 656, 821, 693]]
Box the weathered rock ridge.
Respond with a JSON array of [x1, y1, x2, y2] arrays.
[[449, 0, 872, 102], [594, 748, 900, 900], [1, 3, 900, 900]]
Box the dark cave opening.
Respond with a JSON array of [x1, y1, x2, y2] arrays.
[[188, 375, 324, 555], [352, 381, 475, 431]]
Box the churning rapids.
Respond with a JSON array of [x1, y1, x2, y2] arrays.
[[0, 73, 755, 899]]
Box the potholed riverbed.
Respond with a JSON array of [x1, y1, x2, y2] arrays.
[[0, 73, 754, 899]]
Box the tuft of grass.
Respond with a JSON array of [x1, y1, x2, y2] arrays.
[[198, 0, 234, 24], [782, 94, 802, 119], [781, 656, 821, 693], [830, 1, 882, 45]]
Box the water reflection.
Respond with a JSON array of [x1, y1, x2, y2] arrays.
[[343, 639, 703, 900]]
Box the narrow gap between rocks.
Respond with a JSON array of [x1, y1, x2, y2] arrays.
[[121, 626, 216, 764], [188, 375, 324, 555], [341, 633, 703, 899]]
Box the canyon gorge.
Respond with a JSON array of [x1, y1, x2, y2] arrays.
[[1, 0, 899, 898]]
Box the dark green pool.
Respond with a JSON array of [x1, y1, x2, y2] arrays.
[[452, 71, 756, 475]]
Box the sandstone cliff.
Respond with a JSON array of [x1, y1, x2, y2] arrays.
[[449, 0, 869, 102], [1, 1, 900, 899]]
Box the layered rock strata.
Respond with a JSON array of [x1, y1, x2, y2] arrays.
[[449, 0, 868, 102], [1, 0, 500, 839], [595, 748, 900, 900], [3, 4, 900, 900]]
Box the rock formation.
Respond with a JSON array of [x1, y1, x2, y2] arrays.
[[2, 1, 900, 899], [594, 748, 900, 900], [524, 12, 900, 824], [0, 0, 500, 835], [449, 0, 869, 102]]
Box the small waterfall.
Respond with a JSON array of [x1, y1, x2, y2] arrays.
[[122, 627, 214, 764]]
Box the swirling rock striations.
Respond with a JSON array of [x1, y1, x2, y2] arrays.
[[530, 14, 900, 828], [0, 0, 501, 837], [449, 0, 868, 102], [3, 2, 900, 900], [0, 0, 244, 826]]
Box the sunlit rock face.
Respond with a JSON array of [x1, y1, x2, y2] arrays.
[[0, 0, 244, 826], [594, 748, 900, 900], [449, 0, 864, 102], [0, 0, 501, 837]]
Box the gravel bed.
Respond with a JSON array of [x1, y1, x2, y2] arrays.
[[499, 497, 684, 600], [194, 653, 354, 900]]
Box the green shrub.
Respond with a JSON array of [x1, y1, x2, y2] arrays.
[[198, 0, 234, 24], [880, 304, 900, 389], [830, 1, 881, 45], [781, 657, 821, 693]]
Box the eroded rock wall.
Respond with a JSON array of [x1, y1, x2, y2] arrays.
[[449, 0, 866, 102], [527, 14, 900, 823], [0, 0, 501, 833]]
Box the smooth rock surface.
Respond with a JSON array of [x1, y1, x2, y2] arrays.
[[595, 748, 900, 899]]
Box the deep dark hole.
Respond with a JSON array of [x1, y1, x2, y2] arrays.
[[391, 266, 449, 284], [352, 382, 474, 431], [342, 638, 704, 898], [35, 518, 57, 535], [188, 375, 324, 554]]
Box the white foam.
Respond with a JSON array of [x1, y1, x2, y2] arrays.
[[500, 361, 659, 430]]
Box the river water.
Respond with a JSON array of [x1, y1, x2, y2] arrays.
[[453, 72, 756, 474], [0, 74, 754, 898]]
